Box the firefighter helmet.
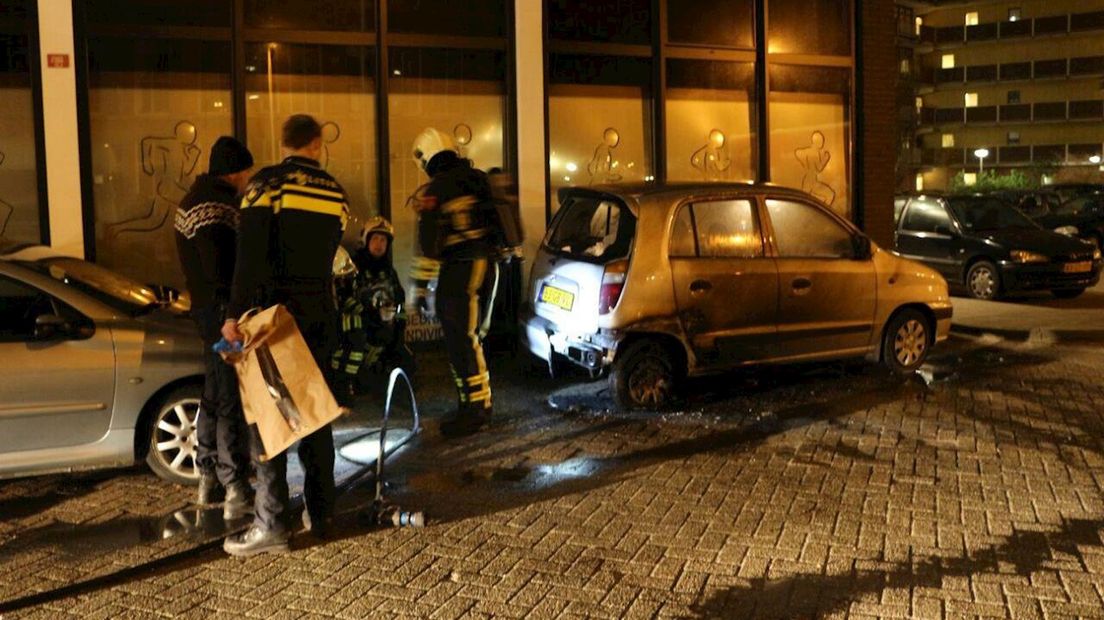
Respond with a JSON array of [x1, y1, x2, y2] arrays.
[[360, 215, 395, 247], [412, 127, 458, 172]]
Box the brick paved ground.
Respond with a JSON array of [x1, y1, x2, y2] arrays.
[[4, 333, 1104, 619]]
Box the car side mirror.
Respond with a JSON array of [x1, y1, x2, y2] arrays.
[[34, 314, 70, 340], [852, 235, 873, 260]]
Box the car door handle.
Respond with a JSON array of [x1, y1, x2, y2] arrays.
[[690, 279, 712, 293], [792, 277, 812, 290]]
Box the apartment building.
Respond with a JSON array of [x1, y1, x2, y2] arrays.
[[901, 0, 1104, 191]]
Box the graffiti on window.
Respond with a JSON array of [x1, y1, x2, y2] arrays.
[[690, 129, 732, 181], [108, 121, 201, 238], [587, 127, 623, 184], [795, 130, 836, 207]]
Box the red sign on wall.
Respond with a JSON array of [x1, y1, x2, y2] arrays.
[[47, 54, 70, 68]]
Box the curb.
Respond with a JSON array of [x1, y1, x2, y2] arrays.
[[950, 323, 1104, 344]]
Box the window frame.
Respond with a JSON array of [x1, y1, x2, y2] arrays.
[[759, 193, 864, 260], [667, 195, 766, 260]]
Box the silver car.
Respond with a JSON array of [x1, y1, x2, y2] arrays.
[[0, 243, 205, 484]]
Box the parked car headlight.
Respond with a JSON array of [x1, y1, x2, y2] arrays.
[[1010, 250, 1049, 264], [1054, 225, 1079, 236]]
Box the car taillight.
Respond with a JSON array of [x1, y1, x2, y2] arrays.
[[598, 259, 628, 315]]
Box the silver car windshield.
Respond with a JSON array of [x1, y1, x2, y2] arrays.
[[24, 257, 161, 315]]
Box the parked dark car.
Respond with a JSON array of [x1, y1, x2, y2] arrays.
[[894, 195, 1102, 300], [1045, 183, 1104, 204], [1034, 192, 1104, 253], [990, 189, 1062, 219]]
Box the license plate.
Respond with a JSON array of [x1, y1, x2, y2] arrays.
[[540, 284, 575, 311], [1063, 261, 1091, 273]]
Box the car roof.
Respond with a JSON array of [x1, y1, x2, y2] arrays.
[[569, 182, 826, 205], [0, 241, 68, 262]]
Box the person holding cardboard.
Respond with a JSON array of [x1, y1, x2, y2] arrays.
[[221, 114, 349, 556]]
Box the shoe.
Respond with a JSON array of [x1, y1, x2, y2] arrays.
[[196, 473, 224, 505], [301, 510, 333, 539], [223, 524, 289, 557], [439, 407, 491, 438], [222, 482, 254, 521]]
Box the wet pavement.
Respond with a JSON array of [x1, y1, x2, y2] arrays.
[[3, 331, 1104, 618]]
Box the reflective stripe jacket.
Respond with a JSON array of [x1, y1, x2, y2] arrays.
[[228, 155, 349, 318]]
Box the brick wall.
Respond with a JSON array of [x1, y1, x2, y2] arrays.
[[860, 0, 899, 247]]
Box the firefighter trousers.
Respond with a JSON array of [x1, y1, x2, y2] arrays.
[[435, 258, 498, 412]]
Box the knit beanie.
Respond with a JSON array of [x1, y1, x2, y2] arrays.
[[208, 136, 254, 176]]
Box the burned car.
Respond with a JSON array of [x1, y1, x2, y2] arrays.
[[522, 184, 953, 409]]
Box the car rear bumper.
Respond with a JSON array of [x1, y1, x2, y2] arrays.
[[521, 313, 616, 370], [999, 261, 1102, 291]]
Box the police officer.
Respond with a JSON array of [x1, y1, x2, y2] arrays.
[[221, 114, 349, 556], [174, 136, 254, 520], [409, 128, 500, 437]]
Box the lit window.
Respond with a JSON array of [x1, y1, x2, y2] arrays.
[[942, 134, 955, 148], [915, 174, 924, 191], [963, 172, 978, 186], [900, 58, 911, 74], [916, 96, 923, 111], [1008, 8, 1021, 22], [1007, 131, 1020, 145], [915, 16, 923, 36], [964, 92, 978, 108], [941, 54, 955, 69], [965, 12, 979, 26]]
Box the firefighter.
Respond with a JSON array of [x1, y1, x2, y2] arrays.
[[173, 136, 254, 520], [409, 128, 501, 437], [221, 114, 348, 555]]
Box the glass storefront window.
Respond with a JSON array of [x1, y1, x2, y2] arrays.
[[88, 37, 232, 288], [666, 59, 756, 183], [548, 0, 651, 44], [86, 0, 231, 28], [668, 0, 754, 49], [768, 0, 851, 56], [769, 64, 851, 217], [548, 54, 653, 211], [244, 43, 377, 247], [245, 0, 375, 32], [0, 0, 41, 244], [387, 46, 506, 284], [388, 0, 505, 37]]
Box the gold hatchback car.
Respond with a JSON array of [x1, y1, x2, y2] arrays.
[[521, 183, 953, 409]]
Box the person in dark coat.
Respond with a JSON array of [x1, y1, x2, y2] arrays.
[[173, 136, 254, 519]]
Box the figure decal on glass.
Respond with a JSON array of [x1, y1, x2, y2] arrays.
[[321, 121, 341, 170], [587, 127, 623, 184], [110, 121, 201, 237], [453, 123, 473, 159], [794, 130, 836, 207], [690, 129, 732, 181], [0, 150, 13, 237]]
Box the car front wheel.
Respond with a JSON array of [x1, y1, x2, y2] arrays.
[[145, 385, 203, 485], [966, 261, 1001, 300], [883, 309, 932, 374], [609, 339, 678, 410]]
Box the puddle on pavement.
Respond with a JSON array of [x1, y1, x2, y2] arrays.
[[406, 457, 605, 495]]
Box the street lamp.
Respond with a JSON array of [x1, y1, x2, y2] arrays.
[[1090, 154, 1102, 165], [974, 148, 990, 176]]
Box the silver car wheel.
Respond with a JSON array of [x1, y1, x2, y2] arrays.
[[894, 319, 927, 368], [152, 398, 201, 481], [968, 266, 996, 299]]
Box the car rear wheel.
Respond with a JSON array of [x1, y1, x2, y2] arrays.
[[966, 261, 1001, 300], [1052, 288, 1086, 299], [145, 385, 203, 485], [610, 339, 678, 410], [882, 309, 932, 374]]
